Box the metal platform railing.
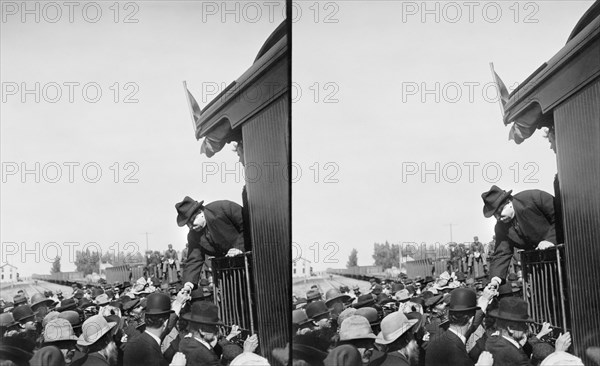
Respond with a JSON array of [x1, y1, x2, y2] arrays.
[[521, 245, 569, 333]]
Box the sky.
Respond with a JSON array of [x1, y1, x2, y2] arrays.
[[1, 0, 594, 276], [291, 0, 594, 271], [1, 0, 285, 275]]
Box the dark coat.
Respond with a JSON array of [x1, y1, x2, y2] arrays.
[[425, 329, 474, 366], [122, 331, 168, 366], [489, 190, 556, 280], [179, 336, 220, 366], [80, 353, 110, 366], [182, 200, 244, 286], [485, 334, 532, 366], [380, 351, 411, 366]]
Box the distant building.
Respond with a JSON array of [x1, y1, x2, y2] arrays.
[[292, 257, 312, 278], [0, 263, 18, 283]]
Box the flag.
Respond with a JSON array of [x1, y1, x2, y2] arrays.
[[489, 63, 509, 117], [183, 81, 202, 132]]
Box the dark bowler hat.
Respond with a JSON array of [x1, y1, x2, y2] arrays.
[[305, 301, 330, 320], [182, 301, 222, 325], [57, 298, 78, 312], [489, 297, 533, 323], [353, 294, 376, 309], [482, 185, 513, 218], [449, 288, 480, 312], [175, 196, 204, 227], [144, 293, 173, 315], [12, 305, 35, 323]]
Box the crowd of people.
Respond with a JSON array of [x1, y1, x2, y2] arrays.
[[0, 278, 266, 366], [291, 271, 584, 366]]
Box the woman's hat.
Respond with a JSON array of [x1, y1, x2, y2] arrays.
[[44, 318, 79, 342], [489, 297, 533, 323], [375, 311, 419, 345], [77, 315, 117, 346], [182, 301, 222, 325], [482, 185, 513, 218]]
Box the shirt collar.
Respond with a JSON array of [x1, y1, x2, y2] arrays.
[[449, 327, 466, 344], [501, 334, 522, 349], [145, 330, 162, 346]]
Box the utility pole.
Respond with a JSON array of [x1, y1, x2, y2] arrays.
[[445, 223, 456, 243], [142, 232, 151, 253]]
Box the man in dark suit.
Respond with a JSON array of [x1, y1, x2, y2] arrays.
[[425, 288, 480, 366], [481, 186, 557, 287], [179, 301, 243, 365], [175, 196, 245, 291], [122, 293, 172, 366]]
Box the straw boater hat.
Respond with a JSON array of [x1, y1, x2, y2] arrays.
[[481, 185, 513, 218], [375, 311, 419, 345]]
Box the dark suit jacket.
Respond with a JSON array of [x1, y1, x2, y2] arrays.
[[122, 331, 168, 366], [425, 329, 474, 366], [380, 351, 411, 366], [179, 336, 220, 366], [489, 190, 556, 280], [182, 200, 244, 286], [485, 334, 532, 366]]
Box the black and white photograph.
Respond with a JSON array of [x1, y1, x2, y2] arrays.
[[2, 1, 289, 365], [2, 0, 600, 366], [291, 1, 599, 366]]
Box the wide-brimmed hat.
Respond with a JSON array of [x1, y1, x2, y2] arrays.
[[57, 298, 78, 312], [292, 336, 328, 364], [94, 294, 110, 306], [354, 307, 380, 326], [182, 301, 222, 325], [339, 315, 377, 341], [0, 336, 34, 364], [77, 315, 117, 346], [395, 289, 411, 302], [144, 293, 173, 316], [78, 298, 95, 310], [292, 309, 312, 327], [30, 293, 55, 310], [190, 287, 212, 301], [424, 294, 444, 308], [305, 301, 330, 321], [12, 304, 35, 323], [337, 308, 357, 327], [376, 293, 394, 305], [353, 294, 376, 309], [324, 288, 351, 307], [175, 196, 204, 227], [391, 283, 405, 293], [42, 311, 60, 328], [482, 185, 513, 218], [489, 297, 532, 323], [376, 311, 419, 345], [44, 318, 79, 342]]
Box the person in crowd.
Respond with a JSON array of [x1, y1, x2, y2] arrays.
[[77, 315, 119, 366], [30, 317, 78, 366], [481, 185, 558, 287], [175, 196, 245, 291], [123, 293, 172, 366], [376, 311, 420, 366], [162, 244, 181, 281], [469, 236, 488, 275]]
